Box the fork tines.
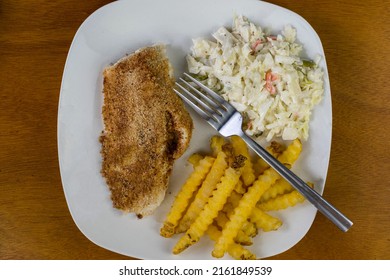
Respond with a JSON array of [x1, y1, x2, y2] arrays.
[[174, 73, 235, 129]]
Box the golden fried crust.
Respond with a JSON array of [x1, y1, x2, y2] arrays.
[[100, 45, 193, 217]]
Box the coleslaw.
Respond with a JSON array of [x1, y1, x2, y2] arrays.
[[187, 15, 324, 141]]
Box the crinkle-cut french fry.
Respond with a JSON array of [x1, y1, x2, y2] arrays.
[[259, 182, 313, 211], [241, 220, 258, 238], [221, 194, 256, 242], [227, 191, 258, 238], [212, 140, 302, 258], [253, 141, 285, 176], [230, 135, 256, 186], [250, 207, 282, 231], [277, 139, 302, 166], [211, 171, 278, 258], [160, 156, 215, 238], [260, 178, 294, 202], [253, 158, 269, 177], [258, 191, 305, 211], [234, 179, 247, 194], [207, 225, 256, 260], [210, 135, 227, 156], [172, 156, 246, 254], [177, 151, 228, 233], [269, 141, 286, 155], [215, 211, 252, 246], [228, 190, 243, 206], [187, 153, 204, 167]]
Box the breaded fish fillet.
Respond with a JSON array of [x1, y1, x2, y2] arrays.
[[100, 45, 193, 218]]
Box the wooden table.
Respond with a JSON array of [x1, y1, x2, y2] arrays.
[[1, 0, 389, 260]]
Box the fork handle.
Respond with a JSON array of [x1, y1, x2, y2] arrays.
[[239, 133, 353, 232]]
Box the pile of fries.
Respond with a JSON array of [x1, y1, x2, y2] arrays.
[[160, 135, 311, 259]]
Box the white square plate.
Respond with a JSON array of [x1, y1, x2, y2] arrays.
[[58, 0, 332, 259]]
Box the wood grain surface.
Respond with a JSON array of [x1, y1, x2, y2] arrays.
[[0, 0, 389, 260]]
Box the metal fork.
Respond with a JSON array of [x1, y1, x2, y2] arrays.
[[174, 72, 353, 232]]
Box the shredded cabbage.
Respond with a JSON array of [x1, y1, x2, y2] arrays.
[[187, 15, 324, 141]]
